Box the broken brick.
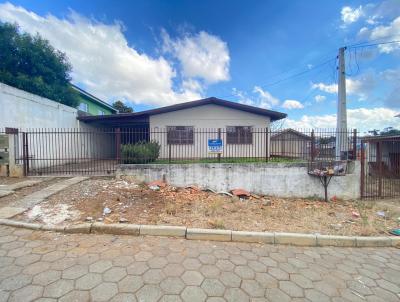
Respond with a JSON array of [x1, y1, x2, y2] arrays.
[[148, 180, 167, 188], [231, 189, 250, 197]]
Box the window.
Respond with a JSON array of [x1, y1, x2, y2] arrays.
[[98, 110, 105, 115], [78, 102, 88, 112], [226, 126, 253, 144], [167, 126, 194, 145]]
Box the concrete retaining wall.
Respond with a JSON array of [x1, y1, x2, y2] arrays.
[[117, 161, 361, 200]]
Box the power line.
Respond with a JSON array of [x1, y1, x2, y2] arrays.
[[218, 39, 398, 101], [216, 55, 336, 100], [348, 40, 400, 49], [345, 34, 400, 48], [253, 57, 336, 90]]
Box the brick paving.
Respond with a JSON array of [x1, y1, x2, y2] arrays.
[[0, 226, 398, 302]]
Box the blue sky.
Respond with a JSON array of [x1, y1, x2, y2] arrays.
[[0, 0, 399, 132]]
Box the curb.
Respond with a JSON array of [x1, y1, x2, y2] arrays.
[[0, 218, 398, 248]]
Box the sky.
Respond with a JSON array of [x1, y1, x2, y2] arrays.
[[0, 0, 399, 133]]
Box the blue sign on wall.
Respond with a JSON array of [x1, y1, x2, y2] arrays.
[[208, 139, 223, 154]]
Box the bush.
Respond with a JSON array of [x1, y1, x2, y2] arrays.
[[121, 141, 160, 164]]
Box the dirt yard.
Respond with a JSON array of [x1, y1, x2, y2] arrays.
[[17, 177, 400, 236]]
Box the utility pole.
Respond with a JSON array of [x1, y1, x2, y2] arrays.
[[336, 47, 348, 160]]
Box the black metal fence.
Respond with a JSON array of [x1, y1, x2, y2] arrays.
[[6, 128, 357, 176], [361, 135, 400, 199]]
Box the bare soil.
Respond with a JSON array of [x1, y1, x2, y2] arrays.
[[19, 178, 400, 236]]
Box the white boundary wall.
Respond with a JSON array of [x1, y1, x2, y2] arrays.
[[117, 162, 361, 200], [0, 83, 115, 171], [0, 82, 79, 129]]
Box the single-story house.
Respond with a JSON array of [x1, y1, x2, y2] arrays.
[[270, 129, 311, 159], [78, 97, 287, 159], [72, 84, 117, 116]]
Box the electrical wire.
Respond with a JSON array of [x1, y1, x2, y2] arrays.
[[217, 39, 399, 101], [348, 40, 400, 49]]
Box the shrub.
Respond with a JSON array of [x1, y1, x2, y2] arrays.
[[121, 141, 160, 164]]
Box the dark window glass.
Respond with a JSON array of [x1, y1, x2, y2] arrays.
[[226, 126, 253, 144], [167, 126, 194, 145]]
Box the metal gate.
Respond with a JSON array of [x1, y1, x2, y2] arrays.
[[16, 129, 120, 176], [361, 135, 400, 199]]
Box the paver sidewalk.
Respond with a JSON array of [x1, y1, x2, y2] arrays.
[[0, 225, 398, 302]]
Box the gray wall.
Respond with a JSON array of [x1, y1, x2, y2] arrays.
[[0, 82, 79, 129], [117, 161, 361, 200], [0, 83, 114, 170]]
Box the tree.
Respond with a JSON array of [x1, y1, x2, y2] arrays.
[[380, 128, 400, 136], [0, 22, 79, 107], [112, 100, 134, 113]]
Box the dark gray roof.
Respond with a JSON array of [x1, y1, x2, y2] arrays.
[[71, 84, 117, 112], [78, 97, 287, 124], [271, 129, 311, 140]]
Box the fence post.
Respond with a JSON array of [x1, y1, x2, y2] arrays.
[[265, 127, 269, 162], [22, 132, 29, 176], [360, 140, 365, 199], [168, 143, 171, 164], [217, 128, 221, 163], [352, 129, 357, 160], [311, 130, 315, 162], [377, 140, 382, 198], [115, 128, 121, 164]]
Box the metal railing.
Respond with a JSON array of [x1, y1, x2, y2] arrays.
[[9, 128, 357, 176], [361, 135, 400, 199]]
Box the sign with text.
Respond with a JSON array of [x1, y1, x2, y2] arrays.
[[208, 139, 223, 154]]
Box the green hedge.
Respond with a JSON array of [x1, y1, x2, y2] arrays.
[[121, 141, 160, 164]]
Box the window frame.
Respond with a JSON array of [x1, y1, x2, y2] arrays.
[[78, 102, 88, 113], [226, 126, 253, 145], [98, 109, 105, 115], [167, 126, 194, 145]]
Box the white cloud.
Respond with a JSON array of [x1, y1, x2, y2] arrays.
[[162, 30, 230, 84], [369, 16, 400, 53], [315, 95, 326, 103], [232, 88, 253, 106], [0, 2, 228, 106], [341, 6, 364, 25], [312, 83, 337, 94], [252, 86, 280, 109], [232, 86, 280, 109], [311, 74, 375, 100], [281, 100, 304, 110], [284, 107, 400, 133]]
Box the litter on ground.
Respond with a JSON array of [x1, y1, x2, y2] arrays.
[[16, 177, 400, 236]]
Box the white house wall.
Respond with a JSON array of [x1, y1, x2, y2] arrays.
[[149, 104, 271, 159]]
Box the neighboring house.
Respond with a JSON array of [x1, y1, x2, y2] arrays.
[[270, 129, 311, 159], [78, 97, 287, 159], [72, 84, 117, 116], [363, 135, 400, 178]]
